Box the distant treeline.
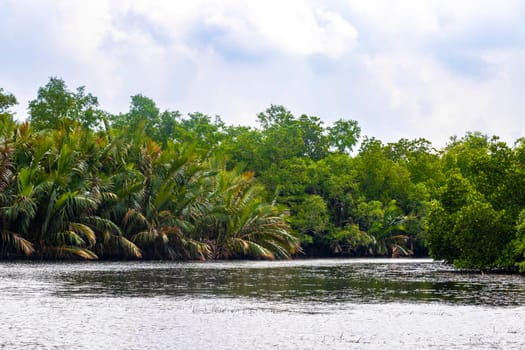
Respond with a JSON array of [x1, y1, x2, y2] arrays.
[[1, 77, 525, 271]]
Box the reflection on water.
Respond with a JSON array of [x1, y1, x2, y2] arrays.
[[1, 259, 525, 349], [42, 259, 525, 306]]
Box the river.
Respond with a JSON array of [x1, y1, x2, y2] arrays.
[[1, 259, 525, 349]]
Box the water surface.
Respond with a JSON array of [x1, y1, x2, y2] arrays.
[[1, 259, 524, 349]]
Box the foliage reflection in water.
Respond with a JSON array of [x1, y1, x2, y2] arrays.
[[11, 258, 525, 305], [2, 259, 525, 349]]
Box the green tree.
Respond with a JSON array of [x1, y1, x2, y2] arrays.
[[124, 141, 211, 259], [290, 194, 330, 246], [296, 114, 329, 160], [28, 77, 103, 130], [315, 153, 360, 228], [355, 137, 413, 206], [452, 199, 511, 269], [198, 169, 300, 259], [157, 110, 182, 147], [0, 129, 34, 257], [220, 126, 264, 172], [174, 112, 225, 152], [366, 201, 413, 257], [513, 209, 525, 272], [0, 88, 18, 118], [426, 171, 514, 269], [257, 104, 294, 130], [327, 118, 361, 154], [110, 94, 161, 141]]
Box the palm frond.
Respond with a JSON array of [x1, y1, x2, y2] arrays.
[[112, 235, 143, 258], [0, 230, 35, 256], [53, 230, 86, 246], [69, 222, 96, 247], [123, 208, 149, 227], [80, 215, 123, 236], [45, 246, 98, 260], [229, 238, 275, 259], [131, 230, 158, 245], [182, 238, 211, 260]]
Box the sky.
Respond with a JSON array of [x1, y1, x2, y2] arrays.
[[2, 0, 525, 147]]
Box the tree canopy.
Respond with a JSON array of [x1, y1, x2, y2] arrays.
[[1, 77, 524, 271]]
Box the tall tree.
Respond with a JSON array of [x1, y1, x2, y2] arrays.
[[0, 88, 18, 117], [327, 118, 361, 154], [110, 94, 161, 141], [28, 77, 103, 130]]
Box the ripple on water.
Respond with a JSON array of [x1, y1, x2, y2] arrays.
[[1, 259, 525, 349]]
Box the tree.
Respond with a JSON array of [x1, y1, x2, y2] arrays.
[[220, 126, 264, 172], [257, 104, 294, 130], [28, 77, 103, 130], [513, 209, 525, 272], [0, 88, 18, 117], [198, 168, 300, 259], [443, 133, 514, 209], [327, 118, 361, 154], [174, 112, 225, 152], [384, 138, 443, 188], [426, 171, 514, 269], [314, 153, 360, 228], [331, 224, 373, 256], [355, 137, 413, 206], [365, 200, 413, 257], [110, 94, 162, 142], [0, 89, 19, 143], [0, 131, 34, 257], [158, 110, 182, 146], [296, 114, 329, 160], [256, 106, 328, 167], [290, 194, 330, 246], [452, 200, 511, 269], [124, 141, 211, 260]]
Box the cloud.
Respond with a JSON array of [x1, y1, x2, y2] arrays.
[[1, 0, 525, 147], [199, 1, 357, 58]]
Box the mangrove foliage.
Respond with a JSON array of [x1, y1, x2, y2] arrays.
[[1, 78, 525, 271]]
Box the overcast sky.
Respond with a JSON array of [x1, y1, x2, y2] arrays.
[[2, 0, 525, 147]]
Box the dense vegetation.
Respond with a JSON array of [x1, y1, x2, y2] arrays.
[[1, 78, 525, 271]]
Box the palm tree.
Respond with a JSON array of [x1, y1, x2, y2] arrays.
[[79, 129, 142, 259], [198, 168, 300, 259], [0, 135, 34, 257], [123, 140, 211, 259], [88, 171, 143, 259], [368, 201, 413, 257], [13, 126, 103, 259]]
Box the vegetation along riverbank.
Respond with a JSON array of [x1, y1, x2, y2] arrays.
[[1, 78, 525, 271]]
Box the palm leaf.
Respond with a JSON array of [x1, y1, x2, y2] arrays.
[[45, 246, 98, 260], [230, 238, 275, 259], [80, 215, 122, 236], [69, 223, 96, 247], [124, 208, 149, 227], [112, 235, 143, 258], [0, 230, 35, 256], [132, 230, 158, 245], [54, 230, 86, 246]]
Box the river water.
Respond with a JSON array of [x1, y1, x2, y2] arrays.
[[1, 259, 525, 349]]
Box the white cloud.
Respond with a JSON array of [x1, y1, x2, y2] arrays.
[[2, 0, 525, 147]]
